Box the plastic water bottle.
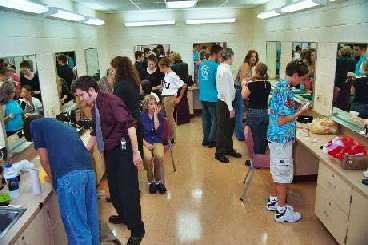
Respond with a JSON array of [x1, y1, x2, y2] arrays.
[[300, 82, 305, 91], [3, 163, 20, 199]]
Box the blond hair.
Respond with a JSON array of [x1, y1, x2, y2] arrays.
[[142, 94, 157, 112]]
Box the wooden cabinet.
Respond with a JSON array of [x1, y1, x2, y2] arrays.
[[14, 193, 67, 245], [294, 142, 319, 176], [315, 161, 368, 245], [16, 206, 53, 245], [346, 189, 368, 245]]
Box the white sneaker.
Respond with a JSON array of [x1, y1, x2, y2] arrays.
[[266, 198, 278, 211], [274, 206, 302, 223]]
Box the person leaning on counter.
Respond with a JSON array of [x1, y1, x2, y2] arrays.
[[72, 76, 145, 245], [23, 116, 99, 245]]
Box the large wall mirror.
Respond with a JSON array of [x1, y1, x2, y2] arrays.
[[55, 51, 77, 111], [192, 42, 227, 83], [332, 42, 368, 132], [0, 54, 43, 154], [266, 41, 281, 81], [135, 44, 171, 59], [291, 42, 318, 103], [85, 48, 100, 80]]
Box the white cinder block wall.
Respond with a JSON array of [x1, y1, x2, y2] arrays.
[[99, 8, 255, 76], [250, 0, 368, 115], [0, 0, 102, 116]]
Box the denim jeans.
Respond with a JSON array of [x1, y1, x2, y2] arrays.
[[57, 170, 99, 245], [201, 101, 217, 144], [234, 86, 245, 140], [351, 103, 368, 119], [247, 108, 269, 154]]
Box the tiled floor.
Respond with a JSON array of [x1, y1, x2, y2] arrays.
[[98, 117, 337, 245]]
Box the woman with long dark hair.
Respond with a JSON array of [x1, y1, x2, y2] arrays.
[[234, 50, 259, 141]]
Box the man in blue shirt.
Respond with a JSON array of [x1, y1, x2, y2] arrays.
[[266, 60, 310, 223], [353, 43, 367, 76], [24, 117, 99, 245], [198, 44, 222, 147]]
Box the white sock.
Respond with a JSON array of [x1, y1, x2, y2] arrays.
[[269, 195, 278, 202]]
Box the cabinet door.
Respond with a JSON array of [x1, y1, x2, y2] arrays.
[[45, 193, 68, 245], [346, 190, 368, 245], [17, 207, 53, 245], [294, 142, 319, 176]]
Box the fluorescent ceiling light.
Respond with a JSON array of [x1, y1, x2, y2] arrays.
[[257, 10, 280, 19], [0, 0, 48, 14], [125, 20, 175, 27], [186, 18, 236, 25], [85, 17, 105, 26], [281, 0, 326, 13], [50, 8, 85, 22], [166, 0, 197, 9]]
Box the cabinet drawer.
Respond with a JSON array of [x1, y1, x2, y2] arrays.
[[315, 185, 349, 245], [317, 162, 352, 213]]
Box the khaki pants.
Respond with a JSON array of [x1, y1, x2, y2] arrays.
[[163, 96, 176, 141], [143, 143, 164, 182]]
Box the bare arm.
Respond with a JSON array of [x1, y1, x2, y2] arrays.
[[176, 84, 188, 103], [128, 127, 139, 153], [241, 85, 251, 99], [153, 113, 160, 130], [239, 63, 251, 83], [38, 148, 52, 179], [87, 136, 96, 152]]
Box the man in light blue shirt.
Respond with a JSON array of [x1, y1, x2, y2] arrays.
[[353, 43, 367, 76], [198, 44, 222, 147]]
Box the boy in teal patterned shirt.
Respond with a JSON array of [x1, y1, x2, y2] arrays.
[[266, 60, 310, 223]]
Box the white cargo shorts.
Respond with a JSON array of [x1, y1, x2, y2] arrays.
[[269, 142, 294, 184]]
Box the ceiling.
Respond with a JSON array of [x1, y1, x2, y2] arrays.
[[73, 0, 271, 12]]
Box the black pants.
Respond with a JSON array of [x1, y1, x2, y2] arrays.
[[216, 100, 235, 155], [104, 146, 145, 237]]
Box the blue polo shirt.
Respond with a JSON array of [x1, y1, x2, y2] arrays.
[[30, 118, 93, 188], [198, 60, 218, 102], [5, 99, 24, 132]]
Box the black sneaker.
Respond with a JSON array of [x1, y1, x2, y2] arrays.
[[226, 150, 242, 158], [149, 183, 157, 194], [207, 142, 216, 148], [109, 215, 126, 225], [127, 236, 143, 245], [202, 141, 208, 146], [215, 154, 229, 163], [156, 182, 167, 194]]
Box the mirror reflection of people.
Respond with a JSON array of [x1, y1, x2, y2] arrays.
[[351, 61, 368, 119], [0, 66, 9, 159], [98, 68, 114, 94], [0, 81, 24, 136], [267, 60, 309, 223], [235, 50, 259, 141], [20, 60, 41, 100], [302, 48, 316, 91], [134, 51, 146, 79], [19, 85, 43, 117], [294, 45, 302, 60], [57, 55, 75, 91], [23, 116, 99, 245], [353, 43, 368, 76], [215, 48, 242, 163], [73, 76, 145, 245], [334, 46, 356, 110]]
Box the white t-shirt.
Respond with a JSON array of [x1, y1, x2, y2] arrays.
[[161, 71, 184, 96]]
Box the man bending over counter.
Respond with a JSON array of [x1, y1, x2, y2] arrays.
[[24, 116, 99, 245]]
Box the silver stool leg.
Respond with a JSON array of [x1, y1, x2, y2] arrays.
[[160, 159, 166, 185], [240, 160, 255, 202], [168, 141, 176, 172]]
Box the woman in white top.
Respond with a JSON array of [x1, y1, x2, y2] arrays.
[[158, 57, 187, 142], [215, 48, 242, 163]]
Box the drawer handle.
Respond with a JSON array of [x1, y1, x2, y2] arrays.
[[328, 202, 331, 206], [331, 173, 335, 178]]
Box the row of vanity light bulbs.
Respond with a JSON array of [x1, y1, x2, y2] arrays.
[[0, 0, 105, 26]]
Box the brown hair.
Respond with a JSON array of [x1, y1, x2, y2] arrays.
[[57, 55, 67, 64], [340, 47, 353, 57], [147, 54, 158, 64], [111, 56, 140, 89], [135, 51, 144, 60], [20, 60, 32, 69], [244, 50, 259, 65], [71, 75, 100, 93], [158, 57, 171, 68], [286, 60, 309, 77], [303, 48, 316, 65], [253, 63, 268, 80]]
